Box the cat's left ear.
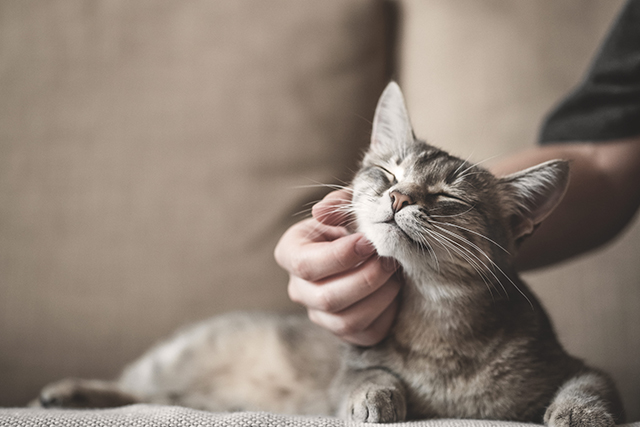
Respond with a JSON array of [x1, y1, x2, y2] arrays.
[[499, 160, 570, 240], [371, 82, 414, 153]]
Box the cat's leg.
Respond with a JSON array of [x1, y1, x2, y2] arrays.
[[544, 370, 624, 427], [38, 378, 140, 408], [334, 368, 407, 423]]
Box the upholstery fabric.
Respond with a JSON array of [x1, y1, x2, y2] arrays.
[[3, 405, 639, 427]]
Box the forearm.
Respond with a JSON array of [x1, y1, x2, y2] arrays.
[[490, 137, 640, 271]]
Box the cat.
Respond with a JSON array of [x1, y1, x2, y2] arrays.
[[37, 82, 624, 426]]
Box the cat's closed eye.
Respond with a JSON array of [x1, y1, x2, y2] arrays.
[[373, 165, 397, 185], [430, 192, 470, 206]]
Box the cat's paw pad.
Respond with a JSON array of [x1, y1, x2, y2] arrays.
[[348, 386, 406, 423], [544, 400, 615, 427], [38, 378, 92, 408]]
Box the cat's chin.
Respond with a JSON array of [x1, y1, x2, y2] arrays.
[[362, 222, 447, 278], [360, 222, 414, 260]]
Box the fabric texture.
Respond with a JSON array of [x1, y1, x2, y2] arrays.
[[5, 405, 638, 427], [540, 0, 640, 142], [0, 0, 394, 407], [2, 405, 640, 427]]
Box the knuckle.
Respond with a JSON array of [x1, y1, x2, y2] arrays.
[[273, 226, 298, 267], [307, 310, 324, 328], [332, 316, 363, 337], [273, 242, 285, 267], [287, 280, 303, 305], [360, 263, 382, 292], [330, 243, 351, 271], [354, 329, 385, 347], [316, 288, 340, 313], [290, 256, 314, 281], [308, 310, 367, 339]]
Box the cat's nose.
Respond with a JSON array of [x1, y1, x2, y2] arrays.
[[390, 190, 414, 213]]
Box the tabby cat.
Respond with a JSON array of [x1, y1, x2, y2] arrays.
[[38, 82, 624, 426]]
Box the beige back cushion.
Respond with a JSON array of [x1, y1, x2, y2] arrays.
[[0, 1, 394, 405]]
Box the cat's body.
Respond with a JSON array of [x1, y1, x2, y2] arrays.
[[38, 83, 624, 426], [338, 273, 599, 422]]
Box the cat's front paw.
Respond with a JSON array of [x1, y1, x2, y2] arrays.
[[544, 400, 615, 427], [348, 385, 406, 423], [38, 378, 138, 408], [39, 378, 90, 408]]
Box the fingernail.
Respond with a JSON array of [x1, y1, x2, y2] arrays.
[[354, 236, 376, 258], [381, 257, 398, 273]]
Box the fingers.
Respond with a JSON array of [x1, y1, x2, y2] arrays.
[[308, 277, 401, 346], [276, 188, 402, 346], [287, 255, 398, 313], [287, 255, 401, 347], [276, 220, 377, 283], [341, 300, 399, 346], [275, 189, 360, 281], [312, 189, 353, 226]]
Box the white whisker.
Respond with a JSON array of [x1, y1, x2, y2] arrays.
[[430, 223, 532, 307], [429, 220, 510, 254], [424, 229, 497, 298], [455, 154, 501, 181]]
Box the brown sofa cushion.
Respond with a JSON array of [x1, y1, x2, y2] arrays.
[[0, 0, 395, 406]]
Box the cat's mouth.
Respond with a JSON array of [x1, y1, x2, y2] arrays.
[[380, 217, 413, 241]]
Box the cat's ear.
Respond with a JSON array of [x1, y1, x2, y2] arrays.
[[371, 82, 414, 153], [500, 160, 570, 240]]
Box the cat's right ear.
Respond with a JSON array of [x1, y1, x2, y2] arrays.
[[371, 82, 414, 153], [499, 160, 570, 241]]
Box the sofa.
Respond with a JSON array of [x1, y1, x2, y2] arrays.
[[1, 1, 638, 426]]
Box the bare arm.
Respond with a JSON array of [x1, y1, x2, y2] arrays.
[[490, 136, 640, 271]]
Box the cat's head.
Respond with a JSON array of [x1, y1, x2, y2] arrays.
[[352, 82, 569, 281]]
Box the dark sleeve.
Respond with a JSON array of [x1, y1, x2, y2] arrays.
[[540, 0, 640, 144]]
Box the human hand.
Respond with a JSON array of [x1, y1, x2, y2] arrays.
[[274, 190, 402, 346]]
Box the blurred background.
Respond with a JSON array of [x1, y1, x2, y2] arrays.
[[1, 0, 637, 421]]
